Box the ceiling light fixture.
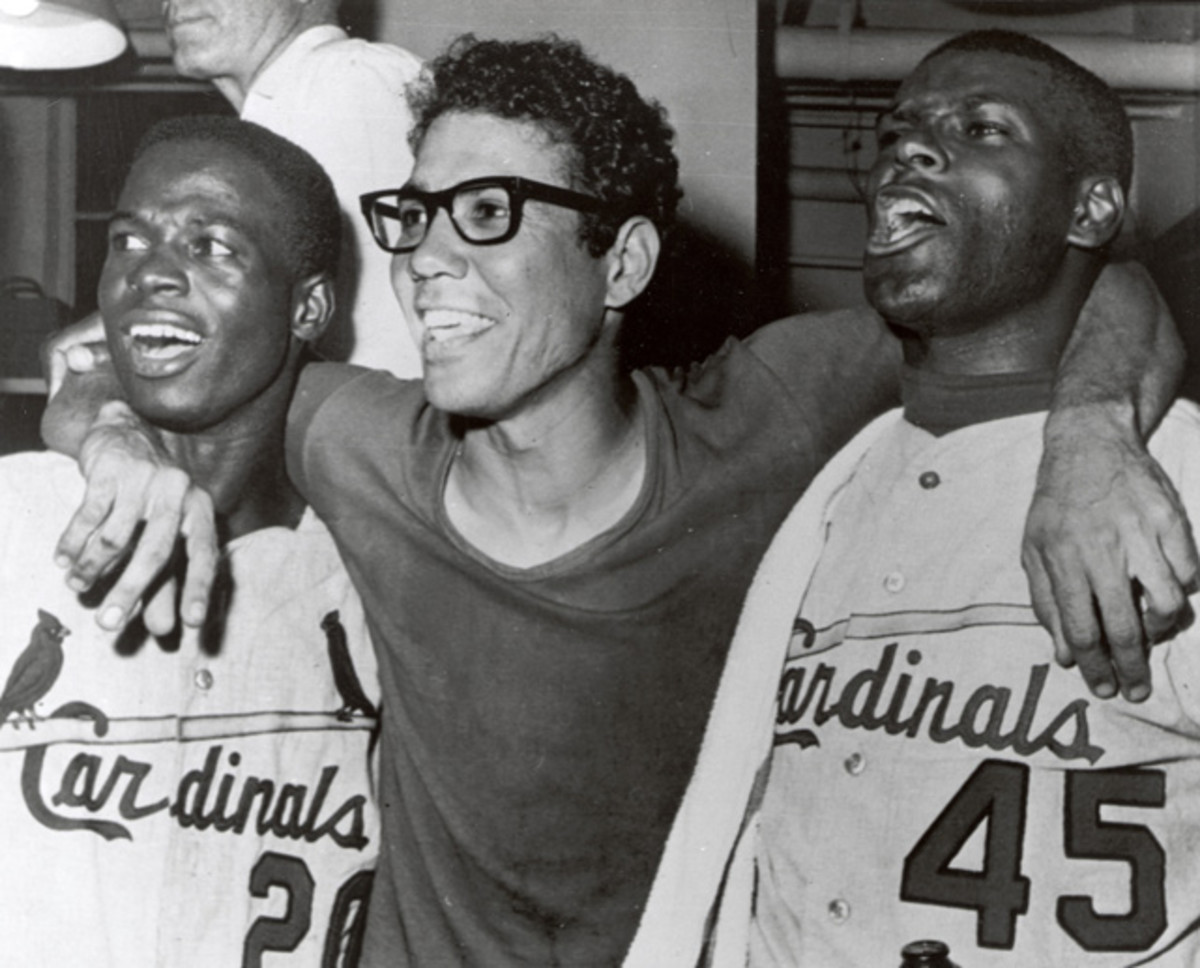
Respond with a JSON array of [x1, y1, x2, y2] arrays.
[[0, 0, 128, 70]]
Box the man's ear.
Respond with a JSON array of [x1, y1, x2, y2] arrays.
[[290, 272, 336, 344], [1068, 175, 1125, 251], [604, 216, 662, 311]]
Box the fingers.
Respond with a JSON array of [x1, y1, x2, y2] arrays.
[[142, 577, 180, 639], [1085, 564, 1149, 702], [1022, 511, 1156, 703], [55, 430, 217, 633], [44, 309, 108, 397], [1030, 546, 1125, 700], [179, 493, 219, 628], [1026, 417, 1197, 704], [1021, 547, 1072, 668], [89, 486, 217, 633], [1132, 531, 1190, 645], [94, 495, 187, 631], [1139, 581, 1185, 649], [1159, 507, 1200, 595], [58, 460, 193, 590], [55, 476, 130, 587]]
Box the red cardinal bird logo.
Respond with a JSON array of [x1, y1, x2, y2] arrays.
[[0, 609, 70, 729]]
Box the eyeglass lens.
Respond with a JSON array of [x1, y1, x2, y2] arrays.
[[376, 184, 515, 250]]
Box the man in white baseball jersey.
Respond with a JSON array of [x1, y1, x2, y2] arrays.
[[638, 29, 1200, 968], [165, 0, 422, 374], [0, 115, 378, 966]]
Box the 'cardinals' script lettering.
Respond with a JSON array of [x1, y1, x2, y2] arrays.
[[21, 734, 369, 848], [775, 642, 1104, 764]]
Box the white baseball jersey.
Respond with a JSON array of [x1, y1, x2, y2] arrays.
[[0, 451, 379, 968], [749, 402, 1200, 967]]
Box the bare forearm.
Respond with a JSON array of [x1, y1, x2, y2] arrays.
[[39, 309, 124, 457], [1051, 259, 1183, 438], [1026, 259, 1198, 701], [40, 359, 126, 457]]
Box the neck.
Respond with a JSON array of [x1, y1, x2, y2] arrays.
[[446, 354, 645, 568], [900, 253, 1098, 377], [213, 15, 332, 111], [162, 425, 303, 544], [157, 365, 305, 544]]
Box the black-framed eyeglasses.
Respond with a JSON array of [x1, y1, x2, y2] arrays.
[[360, 176, 604, 254]]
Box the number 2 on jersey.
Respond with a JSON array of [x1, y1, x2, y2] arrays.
[[243, 853, 374, 967], [900, 760, 1166, 952]]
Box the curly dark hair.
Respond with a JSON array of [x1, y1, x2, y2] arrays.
[[921, 30, 1133, 194], [407, 34, 682, 257], [132, 115, 341, 280]]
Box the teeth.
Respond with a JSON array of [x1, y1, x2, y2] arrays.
[[885, 197, 933, 219], [130, 323, 202, 344], [874, 195, 940, 244], [421, 309, 494, 343]]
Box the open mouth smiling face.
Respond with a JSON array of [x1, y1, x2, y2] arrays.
[[124, 319, 205, 371], [100, 138, 303, 431], [416, 308, 497, 351], [867, 187, 947, 256]]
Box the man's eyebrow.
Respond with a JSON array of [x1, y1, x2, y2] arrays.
[[105, 209, 249, 232], [876, 91, 1022, 128], [962, 92, 1020, 111]]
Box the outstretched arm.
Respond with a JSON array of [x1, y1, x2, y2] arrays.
[[41, 318, 218, 635], [1023, 260, 1199, 701]]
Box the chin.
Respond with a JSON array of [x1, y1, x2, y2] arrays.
[[423, 377, 492, 421], [124, 385, 212, 434], [865, 276, 942, 329]]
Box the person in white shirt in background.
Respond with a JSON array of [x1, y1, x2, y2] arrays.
[[162, 0, 422, 375]]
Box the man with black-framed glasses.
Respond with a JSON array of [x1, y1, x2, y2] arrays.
[[361, 176, 604, 252], [46, 32, 1198, 967]]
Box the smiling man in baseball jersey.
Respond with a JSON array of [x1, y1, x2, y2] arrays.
[[0, 116, 379, 966], [642, 30, 1200, 968]]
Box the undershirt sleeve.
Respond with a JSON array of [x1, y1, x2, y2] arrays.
[[286, 362, 373, 496], [746, 307, 902, 459]]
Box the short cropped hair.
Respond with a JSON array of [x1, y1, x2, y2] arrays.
[[921, 30, 1133, 193], [407, 34, 682, 257], [132, 115, 341, 279]]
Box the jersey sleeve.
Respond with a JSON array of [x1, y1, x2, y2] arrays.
[[745, 308, 902, 460]]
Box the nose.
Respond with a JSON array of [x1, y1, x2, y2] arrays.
[[128, 246, 188, 296], [892, 125, 947, 173], [405, 207, 467, 282]]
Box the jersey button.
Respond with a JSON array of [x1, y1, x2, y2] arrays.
[[883, 571, 906, 594], [919, 470, 941, 489], [827, 898, 851, 924], [844, 752, 866, 775], [194, 668, 214, 691]]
